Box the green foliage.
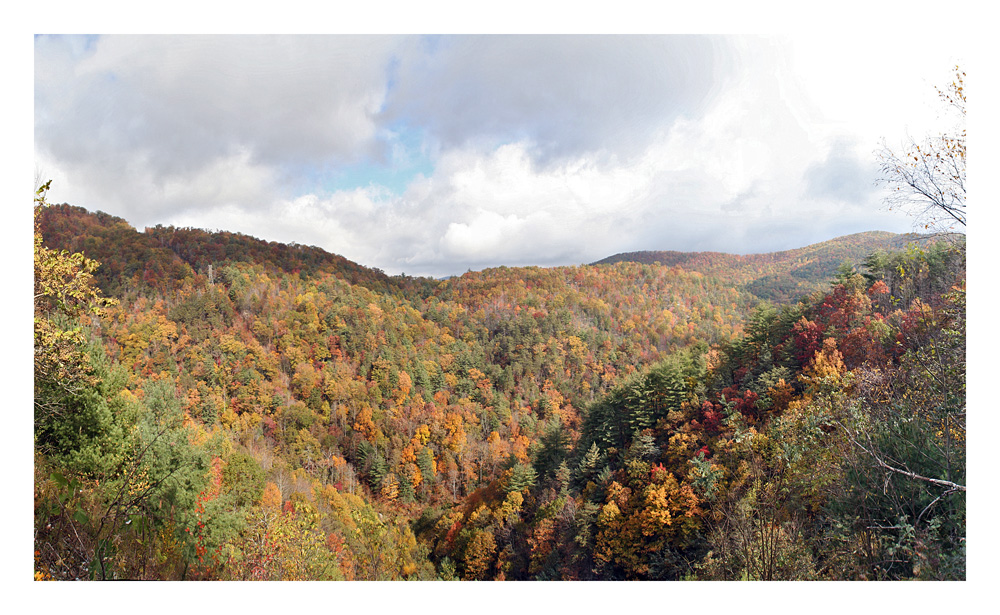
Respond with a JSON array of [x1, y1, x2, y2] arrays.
[[532, 418, 571, 484], [35, 340, 132, 476], [504, 463, 538, 494], [168, 285, 235, 342], [582, 346, 706, 460], [222, 450, 266, 508], [832, 293, 966, 580]]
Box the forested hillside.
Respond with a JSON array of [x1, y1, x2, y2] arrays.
[[36, 203, 434, 299], [33, 191, 965, 581], [593, 231, 923, 304]]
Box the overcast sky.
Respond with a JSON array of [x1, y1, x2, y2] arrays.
[[34, 32, 966, 278]]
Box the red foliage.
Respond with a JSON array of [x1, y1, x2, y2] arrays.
[[868, 280, 889, 296], [792, 317, 824, 367], [735, 389, 760, 419], [838, 319, 888, 368], [719, 386, 760, 420], [895, 300, 935, 350], [650, 462, 668, 482], [700, 400, 723, 432], [445, 517, 463, 546], [817, 284, 862, 332], [326, 532, 346, 555], [262, 416, 278, 439]]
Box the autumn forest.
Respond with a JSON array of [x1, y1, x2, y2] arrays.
[[33, 72, 967, 583]]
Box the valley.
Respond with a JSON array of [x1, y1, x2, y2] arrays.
[[34, 202, 966, 581]]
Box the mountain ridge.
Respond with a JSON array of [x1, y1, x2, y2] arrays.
[[590, 231, 923, 303], [590, 230, 913, 267], [36, 203, 439, 298], [40, 203, 921, 306]]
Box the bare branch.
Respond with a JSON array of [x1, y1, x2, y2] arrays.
[[877, 67, 966, 233], [835, 420, 966, 492]]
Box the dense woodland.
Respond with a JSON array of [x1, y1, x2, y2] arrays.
[[33, 63, 966, 584], [33, 194, 965, 581]]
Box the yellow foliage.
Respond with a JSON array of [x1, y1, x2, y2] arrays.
[[511, 435, 531, 463], [606, 481, 630, 509], [467, 504, 489, 527], [494, 491, 524, 525], [598, 500, 621, 526], [463, 530, 497, 580], [666, 432, 699, 467], [262, 482, 283, 510], [219, 405, 238, 428], [443, 412, 467, 453], [641, 482, 673, 531], [380, 474, 400, 501], [408, 463, 422, 489], [412, 424, 431, 447], [802, 337, 847, 392], [395, 370, 412, 405]]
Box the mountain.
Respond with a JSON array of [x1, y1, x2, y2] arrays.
[[39, 204, 923, 308], [592, 231, 919, 303]]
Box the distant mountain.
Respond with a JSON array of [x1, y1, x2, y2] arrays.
[[38, 204, 932, 310], [36, 203, 436, 298], [592, 231, 921, 303]]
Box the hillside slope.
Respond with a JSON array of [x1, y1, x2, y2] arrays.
[[35, 201, 964, 581], [592, 231, 918, 303], [36, 203, 435, 298]]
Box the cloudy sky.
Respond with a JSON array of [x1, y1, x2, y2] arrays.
[[34, 31, 966, 278]]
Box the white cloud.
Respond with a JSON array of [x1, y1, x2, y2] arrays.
[[441, 211, 530, 259], [35, 35, 401, 218], [35, 33, 963, 278]]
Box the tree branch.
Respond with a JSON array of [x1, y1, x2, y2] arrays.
[[836, 420, 966, 492]]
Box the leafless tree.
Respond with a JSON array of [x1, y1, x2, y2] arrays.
[[877, 67, 965, 233]]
